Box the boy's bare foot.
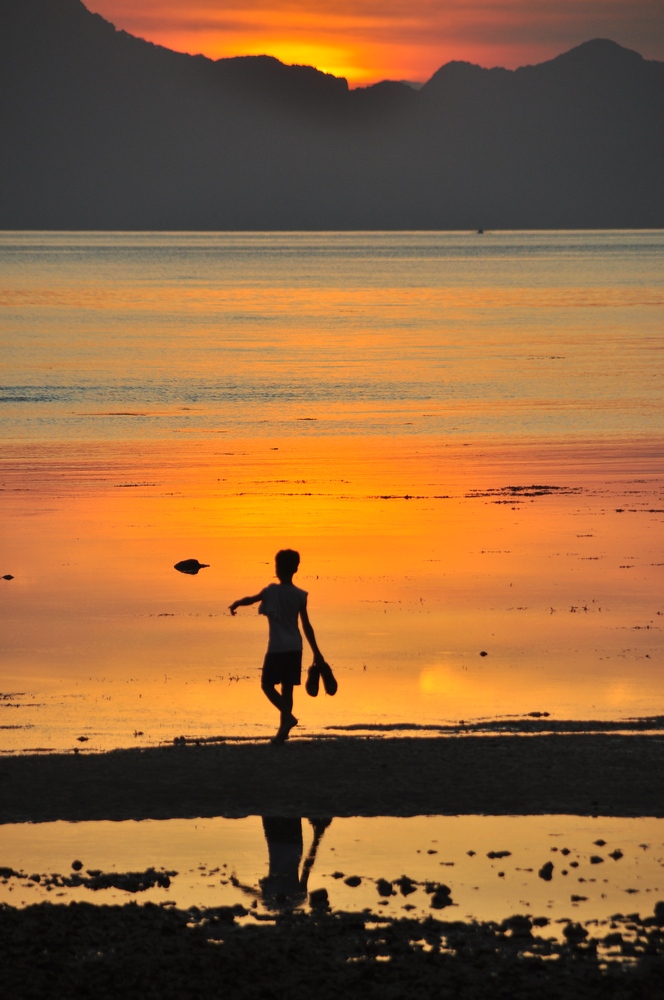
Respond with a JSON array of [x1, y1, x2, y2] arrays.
[[271, 714, 298, 744]]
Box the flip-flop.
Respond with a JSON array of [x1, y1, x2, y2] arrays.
[[305, 664, 320, 697], [320, 660, 338, 696]]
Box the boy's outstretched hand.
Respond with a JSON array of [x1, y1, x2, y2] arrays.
[[228, 602, 238, 616]]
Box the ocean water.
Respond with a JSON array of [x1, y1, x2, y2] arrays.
[[1, 231, 663, 751]]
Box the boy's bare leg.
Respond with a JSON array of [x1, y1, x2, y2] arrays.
[[261, 679, 285, 713], [262, 682, 297, 743]]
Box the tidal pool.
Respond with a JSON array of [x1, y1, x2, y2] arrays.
[[1, 814, 662, 933]]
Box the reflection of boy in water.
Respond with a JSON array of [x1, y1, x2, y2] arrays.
[[234, 817, 332, 911], [229, 549, 325, 743]]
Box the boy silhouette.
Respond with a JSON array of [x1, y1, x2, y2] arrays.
[[229, 549, 325, 743]]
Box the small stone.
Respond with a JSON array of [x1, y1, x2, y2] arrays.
[[538, 862, 554, 881], [563, 922, 588, 942], [609, 849, 624, 861], [561, 848, 571, 856], [394, 875, 417, 896], [2, 575, 14, 581], [487, 851, 511, 859], [430, 888, 453, 909], [593, 839, 607, 847], [331, 871, 345, 879], [309, 888, 329, 909], [589, 855, 604, 865], [344, 876, 361, 887], [479, 651, 488, 656], [502, 915, 532, 935], [71, 860, 84, 871], [376, 879, 394, 897], [571, 894, 588, 902]]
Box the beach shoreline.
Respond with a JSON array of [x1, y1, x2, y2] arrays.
[[2, 734, 663, 825]]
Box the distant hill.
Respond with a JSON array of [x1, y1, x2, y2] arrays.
[[1, 0, 663, 228]]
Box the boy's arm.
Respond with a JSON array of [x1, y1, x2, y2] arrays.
[[300, 604, 324, 664], [229, 593, 263, 615]]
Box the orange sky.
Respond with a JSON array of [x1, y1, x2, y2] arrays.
[[85, 0, 664, 85]]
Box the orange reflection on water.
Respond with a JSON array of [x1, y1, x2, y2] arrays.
[[1, 435, 663, 750]]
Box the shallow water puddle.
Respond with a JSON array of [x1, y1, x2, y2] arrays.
[[1, 814, 662, 929]]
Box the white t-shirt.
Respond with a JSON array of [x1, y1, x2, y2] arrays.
[[258, 582, 308, 652]]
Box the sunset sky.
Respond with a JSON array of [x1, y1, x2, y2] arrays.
[[85, 0, 664, 86]]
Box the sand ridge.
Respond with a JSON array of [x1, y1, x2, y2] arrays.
[[2, 734, 663, 824]]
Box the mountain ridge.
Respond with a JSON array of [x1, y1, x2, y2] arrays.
[[1, 0, 663, 229]]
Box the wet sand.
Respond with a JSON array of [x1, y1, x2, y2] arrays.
[[2, 734, 663, 824], [2, 899, 663, 999]]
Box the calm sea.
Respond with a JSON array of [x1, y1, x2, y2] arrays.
[[1, 231, 663, 751], [1, 230, 663, 442]]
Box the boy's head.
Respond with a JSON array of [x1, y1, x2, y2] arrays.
[[275, 549, 300, 581]]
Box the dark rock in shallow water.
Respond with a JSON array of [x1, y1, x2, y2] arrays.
[[430, 887, 453, 909], [309, 888, 329, 909], [538, 862, 554, 881], [501, 915, 532, 936], [376, 878, 394, 896], [563, 922, 588, 942], [174, 559, 210, 575], [0, 867, 22, 879], [71, 860, 83, 871], [2, 574, 14, 581], [394, 875, 417, 896], [344, 876, 361, 887]]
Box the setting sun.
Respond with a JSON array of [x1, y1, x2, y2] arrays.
[[83, 0, 664, 85]]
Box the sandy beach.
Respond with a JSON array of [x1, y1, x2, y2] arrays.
[[2, 734, 663, 825]]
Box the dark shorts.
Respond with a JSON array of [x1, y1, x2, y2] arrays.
[[262, 649, 302, 687]]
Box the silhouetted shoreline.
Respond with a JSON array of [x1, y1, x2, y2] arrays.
[[2, 734, 663, 825], [1, 898, 663, 999]]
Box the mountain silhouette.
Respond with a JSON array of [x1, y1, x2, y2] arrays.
[[1, 0, 662, 228]]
